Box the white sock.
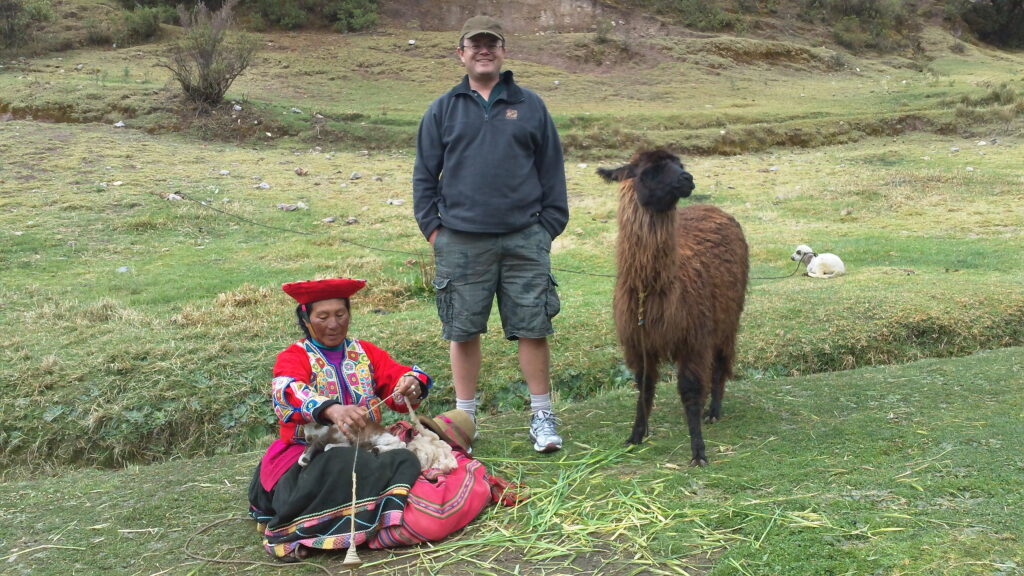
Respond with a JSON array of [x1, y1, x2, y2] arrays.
[[456, 397, 477, 419], [530, 393, 552, 415]]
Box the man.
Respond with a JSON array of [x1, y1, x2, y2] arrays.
[[413, 15, 568, 453]]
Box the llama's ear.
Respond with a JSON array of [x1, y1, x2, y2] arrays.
[[596, 165, 635, 183]]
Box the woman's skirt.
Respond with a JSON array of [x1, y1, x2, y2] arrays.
[[249, 446, 421, 558]]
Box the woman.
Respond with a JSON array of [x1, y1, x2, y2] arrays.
[[248, 277, 432, 560]]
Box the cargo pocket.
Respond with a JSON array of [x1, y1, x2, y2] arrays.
[[545, 273, 561, 319], [432, 277, 454, 324]]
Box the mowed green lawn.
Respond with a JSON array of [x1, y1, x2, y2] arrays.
[[1, 14, 1023, 576]]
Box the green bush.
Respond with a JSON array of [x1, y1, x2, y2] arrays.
[[635, 0, 741, 31], [246, 0, 308, 29], [118, 0, 224, 9], [945, 0, 1024, 49], [799, 0, 919, 52], [832, 15, 871, 50], [955, 82, 1022, 108], [332, 0, 377, 32], [241, 0, 378, 32], [0, 0, 53, 52], [0, 0, 30, 50], [117, 6, 172, 46]]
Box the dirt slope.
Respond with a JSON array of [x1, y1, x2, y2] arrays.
[[379, 0, 674, 37]]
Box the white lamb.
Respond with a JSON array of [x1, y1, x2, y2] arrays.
[[791, 244, 846, 278], [298, 404, 458, 473], [297, 421, 405, 467]]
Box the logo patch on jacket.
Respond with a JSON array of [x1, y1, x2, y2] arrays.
[[505, 109, 518, 120]]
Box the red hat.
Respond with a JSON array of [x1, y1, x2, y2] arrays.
[[281, 278, 366, 305]]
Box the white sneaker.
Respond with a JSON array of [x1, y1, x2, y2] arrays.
[[468, 413, 478, 454], [529, 410, 562, 453]]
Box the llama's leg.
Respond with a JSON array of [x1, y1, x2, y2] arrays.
[[626, 367, 656, 445], [677, 365, 709, 466], [707, 351, 728, 423]]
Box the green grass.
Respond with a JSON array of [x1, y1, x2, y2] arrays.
[[3, 121, 1022, 471], [2, 5, 1024, 574], [1, 348, 1021, 575]]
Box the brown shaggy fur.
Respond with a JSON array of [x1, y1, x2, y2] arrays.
[[604, 149, 749, 466]]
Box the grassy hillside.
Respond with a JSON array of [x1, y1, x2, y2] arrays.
[[1, 3, 1023, 573], [3, 2, 1023, 155]]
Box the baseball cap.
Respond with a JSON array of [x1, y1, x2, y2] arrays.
[[460, 15, 505, 44]]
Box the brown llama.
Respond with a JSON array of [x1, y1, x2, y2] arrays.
[[598, 149, 749, 466]]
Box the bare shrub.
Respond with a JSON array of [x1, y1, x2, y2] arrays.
[[83, 17, 115, 46], [159, 0, 258, 106]]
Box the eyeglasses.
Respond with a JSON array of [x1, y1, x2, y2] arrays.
[[459, 42, 503, 54]]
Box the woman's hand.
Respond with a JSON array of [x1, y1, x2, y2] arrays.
[[396, 375, 423, 402], [323, 403, 369, 438]]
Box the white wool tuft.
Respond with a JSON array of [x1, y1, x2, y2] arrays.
[[406, 428, 458, 472], [404, 402, 458, 472]]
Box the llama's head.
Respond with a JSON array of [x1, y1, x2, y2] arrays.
[[791, 244, 816, 264], [597, 149, 694, 213]]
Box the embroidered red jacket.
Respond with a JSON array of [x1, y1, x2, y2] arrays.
[[270, 338, 431, 443]]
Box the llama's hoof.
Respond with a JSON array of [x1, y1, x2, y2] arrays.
[[625, 434, 645, 446], [705, 415, 721, 424], [689, 457, 709, 467]]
